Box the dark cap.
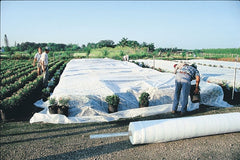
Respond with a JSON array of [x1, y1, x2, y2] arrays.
[[191, 64, 197, 69]]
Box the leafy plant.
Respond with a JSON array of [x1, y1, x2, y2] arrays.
[[49, 98, 57, 105], [105, 95, 120, 106], [48, 80, 54, 87], [58, 97, 70, 107], [102, 50, 109, 57], [86, 47, 91, 58], [167, 52, 171, 58], [42, 88, 50, 96], [120, 50, 124, 57], [139, 92, 150, 107]]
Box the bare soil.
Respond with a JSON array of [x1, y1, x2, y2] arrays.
[[1, 106, 240, 160]]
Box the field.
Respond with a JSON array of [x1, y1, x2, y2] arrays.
[[1, 55, 240, 159], [0, 58, 69, 121], [1, 57, 239, 121], [1, 106, 240, 160]]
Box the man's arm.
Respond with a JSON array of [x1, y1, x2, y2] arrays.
[[41, 55, 45, 72], [42, 60, 45, 72], [33, 58, 37, 66], [194, 75, 200, 94]]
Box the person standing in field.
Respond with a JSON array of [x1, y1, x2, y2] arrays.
[[172, 63, 200, 116], [33, 47, 42, 76], [40, 46, 49, 87]]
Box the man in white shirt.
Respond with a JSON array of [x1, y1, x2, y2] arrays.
[[33, 47, 42, 75], [41, 46, 49, 87]]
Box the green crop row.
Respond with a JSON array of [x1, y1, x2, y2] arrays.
[[0, 64, 33, 80], [0, 70, 38, 100], [0, 60, 68, 120], [1, 67, 35, 86], [0, 61, 31, 75], [0, 75, 43, 112], [0, 61, 60, 100]]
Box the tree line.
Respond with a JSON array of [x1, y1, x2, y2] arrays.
[[1, 37, 157, 54], [1, 36, 239, 56]]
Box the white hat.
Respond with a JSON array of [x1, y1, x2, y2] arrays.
[[45, 46, 50, 51]]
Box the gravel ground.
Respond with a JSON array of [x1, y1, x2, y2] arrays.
[[1, 106, 240, 160]]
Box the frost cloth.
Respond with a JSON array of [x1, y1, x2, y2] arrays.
[[30, 59, 231, 124]]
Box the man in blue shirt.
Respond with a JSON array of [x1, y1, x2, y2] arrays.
[[172, 63, 200, 115]]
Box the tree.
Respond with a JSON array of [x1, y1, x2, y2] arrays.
[[127, 40, 140, 48], [167, 52, 171, 58], [148, 43, 155, 52], [27, 47, 35, 55], [118, 37, 128, 47], [65, 44, 80, 51], [182, 51, 186, 58], [85, 47, 91, 58], [87, 43, 97, 49], [97, 40, 115, 48], [141, 42, 148, 48]]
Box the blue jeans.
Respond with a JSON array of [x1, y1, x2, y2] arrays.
[[172, 73, 191, 113]]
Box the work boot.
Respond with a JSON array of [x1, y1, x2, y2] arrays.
[[180, 111, 189, 116], [172, 111, 180, 114]]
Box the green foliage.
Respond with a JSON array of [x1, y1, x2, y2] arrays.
[[182, 52, 186, 58], [97, 40, 115, 48], [42, 88, 50, 96], [4, 46, 11, 52], [58, 97, 70, 107], [105, 95, 120, 106], [120, 50, 124, 57], [86, 47, 91, 58], [139, 92, 150, 107], [102, 50, 109, 57], [167, 52, 171, 58], [3, 39, 239, 61], [49, 98, 57, 105], [147, 43, 155, 52], [202, 48, 240, 55], [201, 48, 240, 59], [0, 59, 67, 120]]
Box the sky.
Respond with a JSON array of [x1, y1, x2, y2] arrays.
[[1, 1, 240, 49]]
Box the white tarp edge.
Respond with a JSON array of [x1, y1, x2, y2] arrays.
[[30, 103, 200, 124]]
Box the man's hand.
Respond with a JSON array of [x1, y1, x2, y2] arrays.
[[194, 87, 199, 94], [42, 66, 45, 72], [194, 75, 200, 94]]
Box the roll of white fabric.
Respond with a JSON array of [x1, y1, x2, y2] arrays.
[[128, 112, 240, 145]]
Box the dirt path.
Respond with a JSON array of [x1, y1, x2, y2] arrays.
[[1, 106, 240, 160]]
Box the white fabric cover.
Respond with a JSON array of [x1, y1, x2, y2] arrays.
[[128, 112, 240, 145], [30, 59, 231, 124], [136, 59, 240, 91]]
